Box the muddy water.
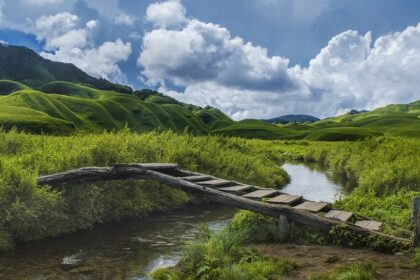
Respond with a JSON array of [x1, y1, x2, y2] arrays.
[[0, 163, 346, 280]]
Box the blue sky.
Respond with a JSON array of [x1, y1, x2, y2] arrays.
[[1, 0, 420, 119]]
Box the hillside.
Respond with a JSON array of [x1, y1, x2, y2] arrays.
[[214, 101, 420, 140], [0, 81, 216, 134], [0, 44, 418, 140], [265, 114, 319, 124], [0, 44, 132, 94], [311, 100, 420, 139]]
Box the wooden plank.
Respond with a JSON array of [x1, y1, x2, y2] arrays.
[[181, 175, 213, 182], [294, 201, 328, 213], [36, 165, 412, 248], [267, 194, 302, 205], [219, 185, 253, 193], [114, 163, 179, 170], [325, 210, 353, 222], [355, 220, 382, 231], [198, 179, 232, 187], [243, 189, 278, 199]]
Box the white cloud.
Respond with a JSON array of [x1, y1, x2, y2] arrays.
[[115, 13, 136, 26], [24, 0, 64, 5], [42, 39, 132, 82], [33, 12, 79, 45], [139, 19, 296, 92], [139, 1, 420, 119], [146, 0, 187, 29], [32, 12, 132, 83]]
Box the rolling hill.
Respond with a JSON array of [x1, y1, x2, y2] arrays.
[[0, 44, 132, 94], [213, 101, 420, 140], [0, 81, 215, 134], [265, 114, 319, 124], [0, 44, 418, 140]]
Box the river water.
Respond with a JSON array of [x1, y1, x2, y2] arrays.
[[0, 163, 346, 280]]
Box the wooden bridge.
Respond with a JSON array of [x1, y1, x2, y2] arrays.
[[37, 163, 414, 247]]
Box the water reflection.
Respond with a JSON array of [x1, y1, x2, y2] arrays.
[[0, 163, 350, 279], [281, 163, 347, 203], [0, 205, 235, 280]]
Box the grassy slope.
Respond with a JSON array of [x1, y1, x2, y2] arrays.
[[0, 45, 132, 93], [311, 100, 420, 139], [1, 78, 418, 140], [0, 82, 212, 134], [214, 101, 420, 141]]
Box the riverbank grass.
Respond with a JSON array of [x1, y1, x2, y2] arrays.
[[0, 129, 289, 251]]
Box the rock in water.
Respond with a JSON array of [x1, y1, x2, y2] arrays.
[[61, 254, 84, 271]]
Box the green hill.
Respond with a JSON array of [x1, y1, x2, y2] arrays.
[[0, 44, 132, 94], [0, 82, 213, 134], [265, 114, 319, 124], [0, 44, 418, 140], [312, 101, 420, 138], [0, 45, 234, 135]]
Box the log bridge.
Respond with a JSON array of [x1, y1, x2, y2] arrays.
[[37, 163, 413, 247]]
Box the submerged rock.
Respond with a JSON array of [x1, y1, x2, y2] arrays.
[[61, 253, 84, 271]]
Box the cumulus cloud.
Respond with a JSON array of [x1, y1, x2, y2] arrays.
[[32, 12, 132, 82], [146, 0, 187, 28], [139, 0, 420, 119], [33, 12, 79, 46], [42, 39, 132, 82], [115, 13, 136, 26], [139, 19, 297, 92]]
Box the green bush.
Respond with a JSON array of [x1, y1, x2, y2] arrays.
[[153, 217, 297, 280]]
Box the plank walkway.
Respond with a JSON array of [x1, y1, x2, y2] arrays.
[[37, 163, 412, 247]]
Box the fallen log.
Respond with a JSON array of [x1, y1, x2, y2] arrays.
[[37, 164, 412, 247]]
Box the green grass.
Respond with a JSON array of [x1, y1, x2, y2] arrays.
[[213, 119, 295, 140], [308, 261, 376, 280], [252, 136, 420, 230], [311, 100, 420, 139], [305, 127, 383, 141], [196, 108, 235, 130], [0, 82, 216, 134], [151, 213, 297, 280], [213, 100, 420, 140], [0, 130, 289, 251]]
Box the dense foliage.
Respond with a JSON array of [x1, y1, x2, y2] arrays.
[[0, 130, 288, 251], [267, 137, 420, 229]]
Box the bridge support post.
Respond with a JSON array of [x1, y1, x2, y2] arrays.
[[278, 215, 291, 242], [413, 197, 420, 247]]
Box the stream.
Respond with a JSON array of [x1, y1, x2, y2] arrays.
[[0, 163, 347, 280]]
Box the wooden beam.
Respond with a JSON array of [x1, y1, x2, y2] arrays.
[[36, 165, 412, 247]]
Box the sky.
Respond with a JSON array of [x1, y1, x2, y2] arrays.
[[1, 0, 420, 119]]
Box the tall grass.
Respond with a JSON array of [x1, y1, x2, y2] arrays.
[[249, 137, 420, 229], [0, 130, 418, 251], [0, 129, 289, 251], [151, 212, 297, 280]]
